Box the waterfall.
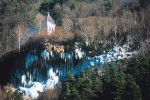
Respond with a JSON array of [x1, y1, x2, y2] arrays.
[[0, 41, 138, 99]]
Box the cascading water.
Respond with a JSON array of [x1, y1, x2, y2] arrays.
[[0, 42, 137, 99], [1, 43, 85, 99]]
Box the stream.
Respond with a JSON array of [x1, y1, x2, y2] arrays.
[[0, 42, 137, 99]]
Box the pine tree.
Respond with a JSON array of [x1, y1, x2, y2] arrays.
[[63, 83, 71, 100], [70, 86, 81, 100], [63, 72, 75, 100], [123, 74, 142, 100], [102, 66, 126, 100], [126, 54, 150, 99]]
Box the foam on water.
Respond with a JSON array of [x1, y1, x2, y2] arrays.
[[20, 82, 44, 99], [72, 45, 137, 75], [18, 45, 137, 99], [75, 48, 84, 59], [19, 68, 59, 99]]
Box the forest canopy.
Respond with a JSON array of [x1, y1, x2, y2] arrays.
[[0, 0, 150, 100]]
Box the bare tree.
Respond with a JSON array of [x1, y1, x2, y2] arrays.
[[34, 13, 45, 35], [15, 24, 25, 52], [78, 16, 98, 44]]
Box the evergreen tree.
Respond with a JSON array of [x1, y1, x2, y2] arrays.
[[63, 72, 76, 100], [70, 86, 81, 100], [126, 54, 150, 99], [102, 66, 126, 100], [123, 74, 142, 100], [63, 83, 71, 100]]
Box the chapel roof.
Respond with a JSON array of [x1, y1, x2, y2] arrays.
[[47, 12, 55, 24]]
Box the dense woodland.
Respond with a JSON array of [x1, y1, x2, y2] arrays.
[[0, 0, 150, 100], [60, 54, 150, 100], [1, 0, 150, 56]]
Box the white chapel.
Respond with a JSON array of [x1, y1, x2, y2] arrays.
[[47, 12, 56, 35]]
